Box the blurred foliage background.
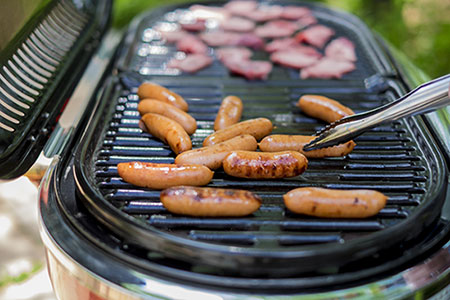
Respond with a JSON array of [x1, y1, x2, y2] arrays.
[[113, 0, 449, 78]]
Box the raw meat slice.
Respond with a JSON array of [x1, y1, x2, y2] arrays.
[[221, 17, 256, 32], [295, 25, 335, 48], [300, 57, 356, 79], [176, 34, 208, 54], [254, 20, 299, 38], [216, 47, 253, 62], [224, 1, 258, 15], [325, 37, 357, 62], [160, 29, 189, 44], [189, 5, 230, 21], [265, 38, 297, 53], [297, 14, 318, 27], [180, 19, 206, 32], [281, 6, 311, 20], [270, 50, 320, 69], [223, 59, 273, 80], [243, 5, 284, 22], [168, 54, 213, 73], [234, 33, 265, 50], [287, 45, 322, 57], [200, 31, 241, 47]]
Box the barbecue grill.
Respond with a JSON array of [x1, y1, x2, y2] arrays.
[[1, 0, 449, 298]]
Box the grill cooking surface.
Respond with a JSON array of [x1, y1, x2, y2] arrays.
[[74, 1, 447, 276]]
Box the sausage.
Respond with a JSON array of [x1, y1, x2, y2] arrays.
[[141, 113, 192, 154], [137, 82, 189, 111], [160, 186, 261, 217], [138, 99, 197, 135], [203, 118, 273, 146], [223, 150, 308, 179], [117, 162, 213, 189], [175, 134, 257, 170], [214, 95, 243, 131], [297, 95, 354, 123], [283, 187, 387, 218], [259, 135, 355, 158]]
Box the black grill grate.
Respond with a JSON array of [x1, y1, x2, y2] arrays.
[[94, 82, 426, 245], [74, 1, 447, 276]]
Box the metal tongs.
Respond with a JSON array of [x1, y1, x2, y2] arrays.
[[303, 74, 450, 151]]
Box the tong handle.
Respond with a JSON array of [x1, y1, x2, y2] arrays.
[[367, 74, 450, 126]]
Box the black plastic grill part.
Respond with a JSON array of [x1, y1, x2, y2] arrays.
[[73, 1, 448, 277], [0, 0, 112, 179]]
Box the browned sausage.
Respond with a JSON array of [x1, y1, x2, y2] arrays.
[[141, 113, 192, 154], [175, 135, 257, 170], [297, 95, 354, 123], [203, 118, 273, 146], [223, 150, 308, 179], [137, 82, 189, 111], [283, 187, 387, 218], [259, 135, 355, 158], [214, 96, 243, 131], [160, 186, 261, 217], [138, 99, 197, 135], [117, 162, 213, 189]]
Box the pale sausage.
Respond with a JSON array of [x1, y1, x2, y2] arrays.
[[138, 99, 197, 135], [138, 82, 189, 111], [117, 162, 213, 189], [283, 187, 387, 218], [214, 96, 243, 131], [259, 135, 355, 158], [204, 118, 273, 146], [297, 95, 354, 123], [175, 134, 257, 169], [160, 186, 261, 217], [141, 113, 192, 154]]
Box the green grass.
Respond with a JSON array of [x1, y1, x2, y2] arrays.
[[0, 262, 43, 288]]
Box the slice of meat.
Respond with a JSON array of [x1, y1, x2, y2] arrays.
[[281, 6, 312, 20], [216, 47, 253, 63], [271, 50, 320, 69], [234, 33, 265, 50], [199, 31, 241, 47], [243, 5, 284, 22], [300, 57, 356, 79], [180, 19, 206, 32], [325, 37, 357, 62], [255, 20, 300, 39], [265, 38, 297, 53], [176, 34, 208, 54], [287, 44, 323, 57], [189, 5, 230, 21], [295, 25, 335, 48], [167, 54, 213, 73], [160, 29, 189, 44], [224, 1, 258, 16], [297, 14, 318, 27], [221, 17, 256, 32], [223, 58, 273, 80]]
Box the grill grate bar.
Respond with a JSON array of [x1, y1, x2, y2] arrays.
[[188, 231, 343, 246]]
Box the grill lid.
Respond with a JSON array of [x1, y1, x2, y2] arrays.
[[0, 0, 111, 179]]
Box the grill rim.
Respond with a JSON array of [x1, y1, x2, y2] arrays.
[[46, 152, 450, 293]]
